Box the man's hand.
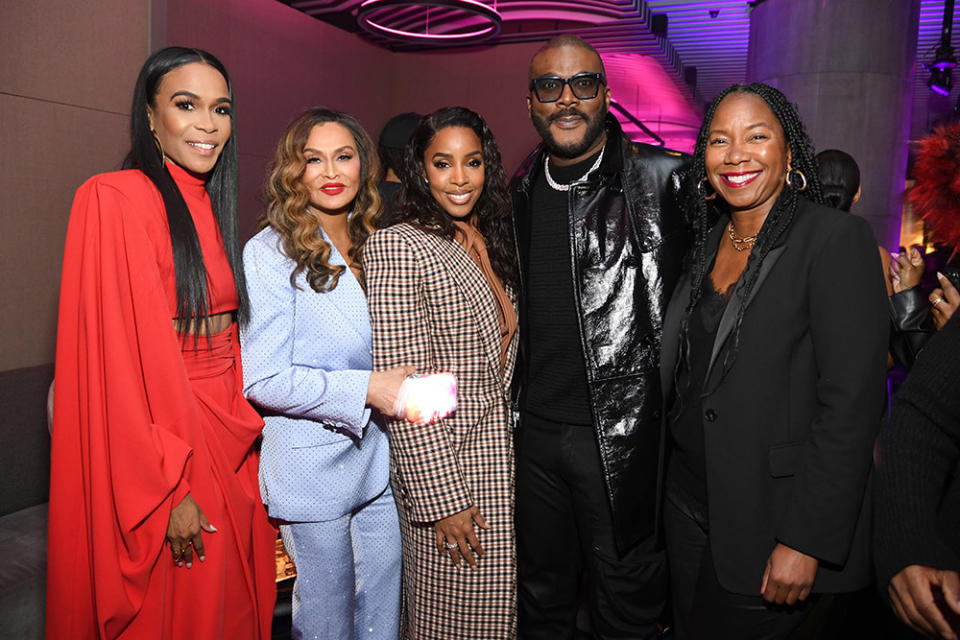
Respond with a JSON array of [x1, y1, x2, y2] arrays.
[[760, 543, 818, 605], [888, 565, 960, 639]]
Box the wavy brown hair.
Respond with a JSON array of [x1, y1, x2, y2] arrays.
[[260, 108, 382, 291]]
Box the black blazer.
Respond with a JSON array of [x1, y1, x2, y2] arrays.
[[660, 199, 889, 595]]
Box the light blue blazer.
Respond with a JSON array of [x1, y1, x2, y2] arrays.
[[241, 226, 390, 523]]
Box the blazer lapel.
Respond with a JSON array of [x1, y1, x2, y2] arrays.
[[706, 243, 787, 381], [660, 275, 691, 402], [429, 234, 504, 382], [320, 235, 369, 344]]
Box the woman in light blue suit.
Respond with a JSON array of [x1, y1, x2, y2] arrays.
[[241, 108, 410, 639]]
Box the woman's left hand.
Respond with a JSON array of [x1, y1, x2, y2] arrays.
[[433, 505, 489, 570], [760, 543, 818, 605]]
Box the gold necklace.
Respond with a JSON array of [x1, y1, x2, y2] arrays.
[[727, 221, 758, 252]]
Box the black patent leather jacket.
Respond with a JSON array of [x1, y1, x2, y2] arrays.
[[510, 116, 690, 552]]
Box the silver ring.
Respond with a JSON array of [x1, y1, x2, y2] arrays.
[[444, 541, 459, 550], [933, 297, 945, 307]]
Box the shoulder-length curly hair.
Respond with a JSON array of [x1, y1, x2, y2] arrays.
[[260, 107, 381, 292], [679, 82, 824, 389], [394, 106, 517, 289]]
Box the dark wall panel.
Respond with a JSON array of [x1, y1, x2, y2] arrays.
[[0, 364, 53, 516]]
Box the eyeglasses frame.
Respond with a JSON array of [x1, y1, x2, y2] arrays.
[[528, 72, 607, 103]]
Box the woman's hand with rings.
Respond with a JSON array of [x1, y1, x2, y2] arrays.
[[166, 493, 216, 568], [930, 272, 959, 330], [433, 505, 489, 570]]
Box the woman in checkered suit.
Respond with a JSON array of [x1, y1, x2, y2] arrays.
[[364, 107, 520, 639]]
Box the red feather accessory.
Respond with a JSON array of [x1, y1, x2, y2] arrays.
[[909, 121, 960, 255]]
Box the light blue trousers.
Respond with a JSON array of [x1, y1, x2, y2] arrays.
[[280, 485, 402, 640]]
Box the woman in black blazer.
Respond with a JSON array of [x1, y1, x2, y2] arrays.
[[661, 83, 888, 639]]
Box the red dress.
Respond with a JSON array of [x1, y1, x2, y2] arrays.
[[46, 163, 276, 639]]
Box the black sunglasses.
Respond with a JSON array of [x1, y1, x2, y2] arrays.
[[529, 72, 606, 103]]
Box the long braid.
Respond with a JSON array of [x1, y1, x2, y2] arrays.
[[674, 89, 731, 398], [677, 83, 824, 394]]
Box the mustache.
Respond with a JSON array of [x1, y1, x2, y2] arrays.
[[548, 108, 587, 122]]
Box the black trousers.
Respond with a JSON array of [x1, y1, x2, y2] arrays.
[[516, 413, 668, 640], [663, 470, 815, 640]]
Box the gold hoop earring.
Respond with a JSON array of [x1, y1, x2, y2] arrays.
[[151, 131, 166, 166], [697, 178, 716, 201], [785, 169, 807, 192]]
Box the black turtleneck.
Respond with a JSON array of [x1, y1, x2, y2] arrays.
[[522, 149, 603, 427]]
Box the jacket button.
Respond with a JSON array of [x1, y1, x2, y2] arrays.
[[704, 409, 717, 422]]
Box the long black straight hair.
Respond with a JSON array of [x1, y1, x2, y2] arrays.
[[122, 46, 249, 327]]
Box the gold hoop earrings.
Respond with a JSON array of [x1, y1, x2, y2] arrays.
[[151, 130, 166, 166], [697, 178, 716, 201], [785, 169, 807, 192]]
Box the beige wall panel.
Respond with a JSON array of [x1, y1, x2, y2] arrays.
[[0, 0, 148, 113], [166, 0, 396, 230], [0, 0, 149, 371], [0, 94, 130, 370]]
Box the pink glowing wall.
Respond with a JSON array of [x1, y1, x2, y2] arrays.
[[604, 53, 702, 153]]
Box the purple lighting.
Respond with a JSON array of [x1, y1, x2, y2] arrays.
[[357, 0, 502, 43]]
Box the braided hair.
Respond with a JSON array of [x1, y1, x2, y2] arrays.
[[678, 83, 824, 391]]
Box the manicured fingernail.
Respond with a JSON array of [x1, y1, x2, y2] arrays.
[[938, 271, 946, 280], [198, 555, 205, 562], [177, 561, 183, 567], [209, 525, 217, 532], [186, 562, 192, 569]]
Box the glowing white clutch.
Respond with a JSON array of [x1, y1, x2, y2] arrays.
[[394, 372, 458, 425]]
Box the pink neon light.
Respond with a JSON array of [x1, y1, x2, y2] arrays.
[[359, 0, 494, 12], [363, 21, 496, 39], [358, 0, 501, 42]]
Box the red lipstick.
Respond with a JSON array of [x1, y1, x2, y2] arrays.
[[719, 170, 761, 188], [320, 182, 346, 195]]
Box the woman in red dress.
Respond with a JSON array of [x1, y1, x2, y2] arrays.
[[46, 47, 276, 639]]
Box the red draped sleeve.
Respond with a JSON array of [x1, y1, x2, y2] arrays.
[[47, 171, 215, 638]]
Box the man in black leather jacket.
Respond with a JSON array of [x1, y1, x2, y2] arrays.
[[510, 35, 689, 639]]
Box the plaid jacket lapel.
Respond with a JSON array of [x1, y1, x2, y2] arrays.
[[428, 233, 505, 385]]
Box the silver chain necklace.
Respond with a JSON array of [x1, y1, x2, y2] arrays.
[[544, 145, 605, 192]]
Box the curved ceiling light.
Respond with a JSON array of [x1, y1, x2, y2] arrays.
[[357, 0, 502, 44]]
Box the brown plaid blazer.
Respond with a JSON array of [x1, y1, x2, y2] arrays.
[[364, 223, 519, 639]]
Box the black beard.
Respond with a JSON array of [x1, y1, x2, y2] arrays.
[[532, 105, 608, 159]]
